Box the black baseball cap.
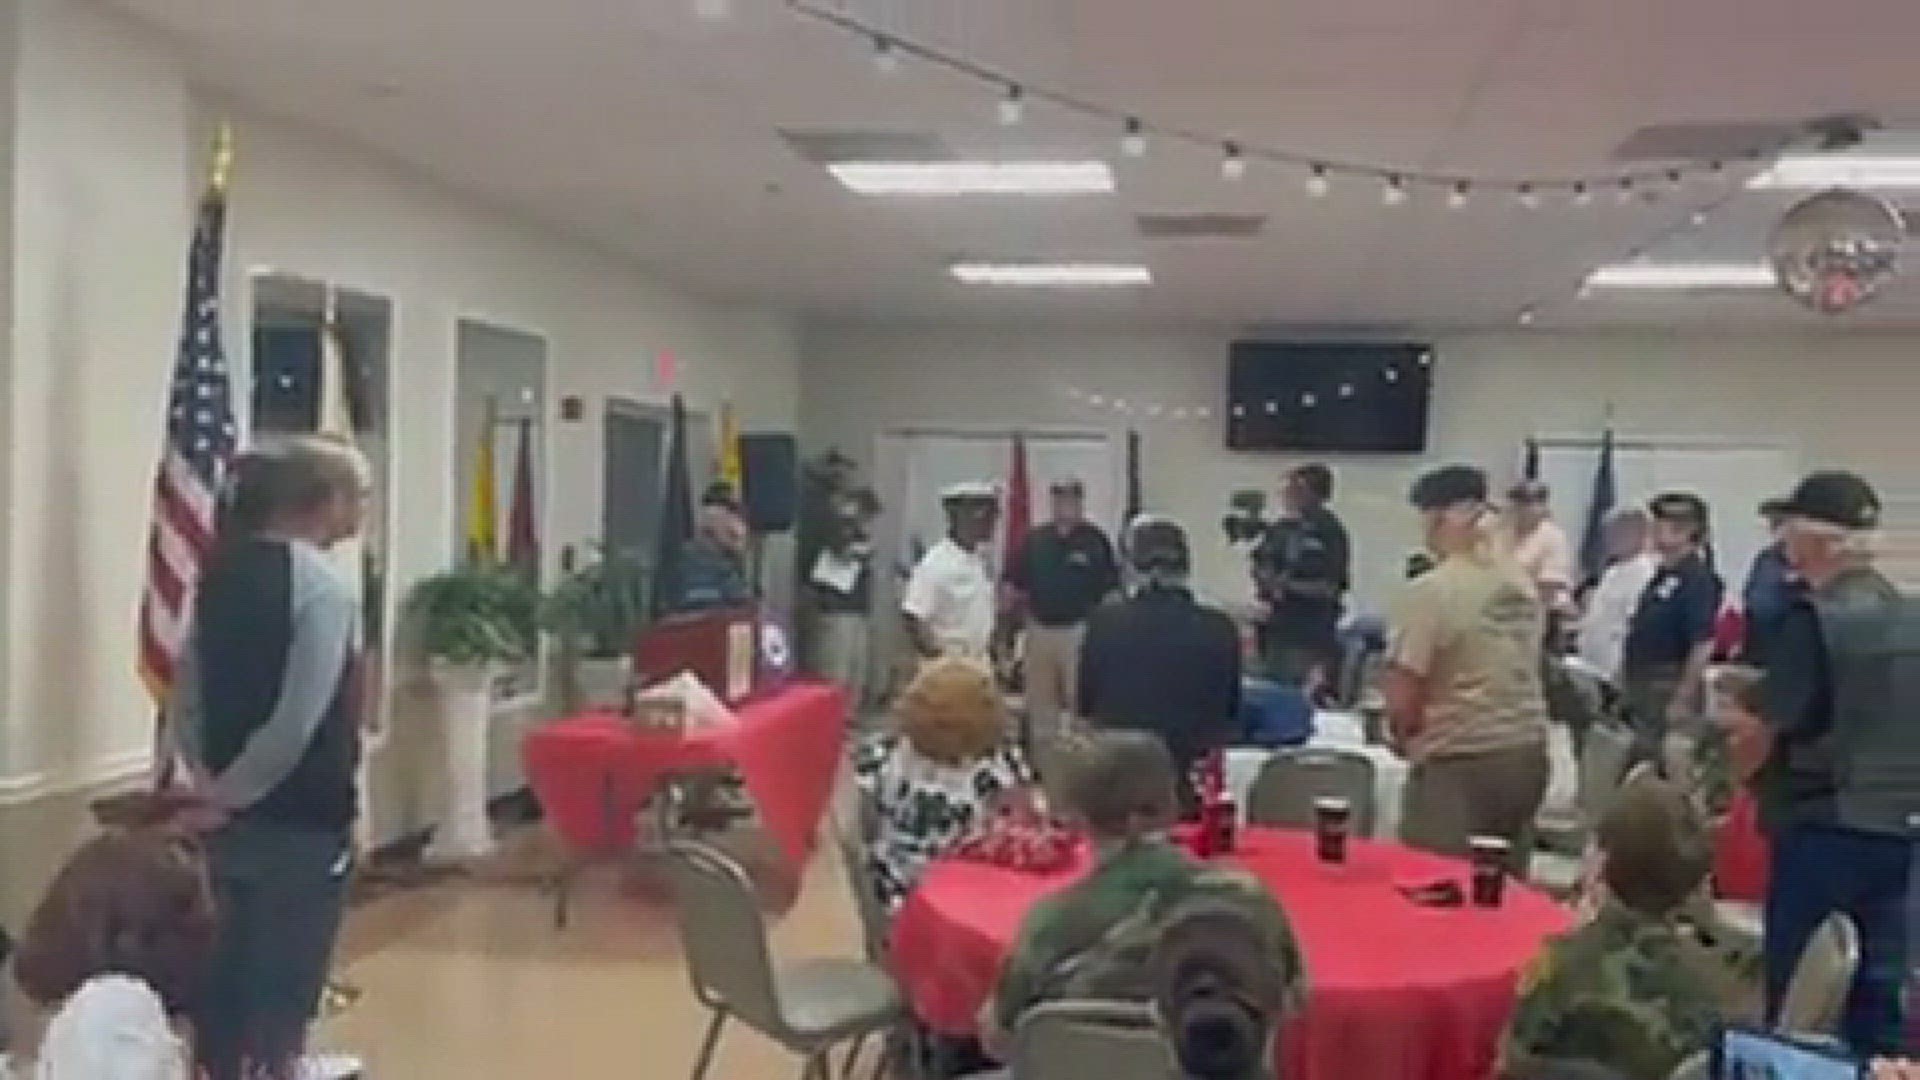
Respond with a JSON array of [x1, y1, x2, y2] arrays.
[[1409, 465, 1488, 510], [1773, 470, 1881, 530], [1648, 491, 1708, 525]]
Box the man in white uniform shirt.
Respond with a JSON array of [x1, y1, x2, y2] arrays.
[[1577, 507, 1660, 680], [902, 482, 1000, 662]]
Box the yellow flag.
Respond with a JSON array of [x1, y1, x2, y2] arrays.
[[717, 401, 743, 495], [467, 396, 498, 564]]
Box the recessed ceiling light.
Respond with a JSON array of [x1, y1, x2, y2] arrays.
[[949, 261, 1152, 287], [1747, 154, 1920, 190], [1584, 263, 1774, 289], [826, 160, 1115, 196]]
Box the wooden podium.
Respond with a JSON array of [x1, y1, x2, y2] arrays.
[[631, 605, 764, 706]]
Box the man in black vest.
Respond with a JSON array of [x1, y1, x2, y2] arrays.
[[180, 437, 369, 1080], [1758, 470, 1917, 1055]]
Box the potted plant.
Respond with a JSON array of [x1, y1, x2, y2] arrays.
[[543, 546, 650, 711], [405, 564, 538, 862]]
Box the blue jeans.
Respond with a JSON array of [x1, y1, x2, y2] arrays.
[[1763, 823, 1916, 1055], [195, 818, 353, 1080]]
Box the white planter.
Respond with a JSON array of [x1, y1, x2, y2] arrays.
[[426, 658, 497, 863], [574, 655, 632, 711]]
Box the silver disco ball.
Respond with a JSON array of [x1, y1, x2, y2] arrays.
[[1769, 189, 1905, 315]]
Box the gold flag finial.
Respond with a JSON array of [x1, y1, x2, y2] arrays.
[[209, 122, 235, 195]]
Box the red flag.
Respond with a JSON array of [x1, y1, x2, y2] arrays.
[[1003, 432, 1032, 559], [505, 418, 539, 575]]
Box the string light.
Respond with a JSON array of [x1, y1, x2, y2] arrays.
[[1382, 174, 1408, 206], [1221, 142, 1246, 181], [1120, 117, 1147, 158], [1689, 209, 1709, 228], [1338, 383, 1355, 398], [1572, 181, 1592, 207], [1232, 404, 1246, 418], [1447, 181, 1470, 210], [1616, 177, 1636, 205], [1517, 183, 1539, 210], [1305, 164, 1331, 198], [1264, 401, 1278, 415], [998, 84, 1025, 126], [871, 35, 900, 74], [1301, 392, 1319, 408], [1518, 307, 1538, 326], [1195, 407, 1212, 420], [1384, 367, 1401, 383]]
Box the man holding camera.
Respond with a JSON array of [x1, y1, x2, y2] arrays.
[[1252, 464, 1350, 692]]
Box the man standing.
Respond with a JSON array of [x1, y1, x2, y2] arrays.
[[666, 484, 753, 614], [1004, 477, 1119, 741], [1578, 507, 1660, 681], [902, 482, 1000, 662], [1079, 518, 1242, 801], [1507, 480, 1576, 617], [1385, 465, 1551, 869], [1621, 493, 1723, 765], [1758, 471, 1916, 1055], [1742, 498, 1801, 669], [808, 487, 880, 708], [1253, 464, 1350, 690]]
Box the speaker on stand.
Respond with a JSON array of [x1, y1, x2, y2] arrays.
[[738, 433, 798, 595]]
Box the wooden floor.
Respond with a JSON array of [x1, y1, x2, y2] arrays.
[[316, 830, 872, 1080]]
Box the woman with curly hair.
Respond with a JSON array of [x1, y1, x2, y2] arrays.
[[11, 829, 217, 1078], [853, 657, 1033, 911]]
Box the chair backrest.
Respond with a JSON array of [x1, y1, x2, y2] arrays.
[[834, 790, 892, 965], [665, 841, 788, 1033], [1577, 719, 1636, 827], [1777, 912, 1861, 1038], [1245, 747, 1377, 837], [1012, 1000, 1177, 1080]]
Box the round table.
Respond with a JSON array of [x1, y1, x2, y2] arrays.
[[890, 827, 1573, 1080]]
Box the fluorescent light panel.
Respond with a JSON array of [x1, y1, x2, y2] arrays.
[[1585, 263, 1774, 289], [1747, 154, 1920, 190], [950, 261, 1151, 287], [827, 159, 1114, 196]]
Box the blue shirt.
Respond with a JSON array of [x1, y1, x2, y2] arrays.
[[1624, 552, 1724, 669], [1741, 543, 1801, 667]]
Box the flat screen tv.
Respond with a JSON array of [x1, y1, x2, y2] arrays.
[[1226, 341, 1433, 453]]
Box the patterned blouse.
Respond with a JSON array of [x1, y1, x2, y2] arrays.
[[853, 734, 1033, 912]]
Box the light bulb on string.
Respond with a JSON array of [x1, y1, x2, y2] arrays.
[[1120, 117, 1147, 158], [1305, 164, 1331, 198], [1221, 142, 1246, 181], [1146, 403, 1164, 417], [872, 36, 900, 75], [1418, 351, 1433, 367], [1338, 383, 1355, 398], [998, 84, 1025, 126], [1382, 174, 1408, 207], [1263, 401, 1278, 415], [1301, 391, 1319, 408], [1447, 181, 1470, 210], [1616, 177, 1636, 205], [1665, 168, 1684, 194], [1517, 183, 1539, 210], [1518, 307, 1538, 327], [1384, 367, 1400, 383], [1231, 404, 1246, 419], [1195, 407, 1212, 420], [1689, 209, 1709, 229], [1572, 181, 1592, 207]]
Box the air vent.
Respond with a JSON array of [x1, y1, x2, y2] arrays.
[[779, 129, 952, 164], [1611, 122, 1803, 162], [1136, 213, 1266, 240]]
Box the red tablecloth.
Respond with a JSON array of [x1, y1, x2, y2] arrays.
[[521, 682, 847, 869], [892, 827, 1573, 1080]]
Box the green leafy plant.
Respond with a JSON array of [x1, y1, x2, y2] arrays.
[[542, 547, 651, 659], [405, 564, 539, 665]]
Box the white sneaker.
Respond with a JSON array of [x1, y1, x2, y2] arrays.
[[294, 1053, 364, 1080]]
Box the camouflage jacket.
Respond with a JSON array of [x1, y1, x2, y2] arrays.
[[992, 838, 1306, 1034], [1501, 901, 1732, 1080]]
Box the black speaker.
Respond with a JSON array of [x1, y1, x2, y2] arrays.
[[739, 433, 799, 533]]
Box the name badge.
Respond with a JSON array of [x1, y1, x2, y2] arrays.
[[1656, 576, 1680, 601]]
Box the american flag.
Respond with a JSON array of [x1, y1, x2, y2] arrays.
[[138, 189, 237, 704]]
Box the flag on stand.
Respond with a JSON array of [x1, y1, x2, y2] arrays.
[[465, 396, 498, 565], [1578, 428, 1617, 585], [651, 395, 694, 618], [1002, 432, 1031, 561], [1124, 428, 1143, 526], [505, 417, 540, 576], [717, 401, 743, 499], [138, 127, 238, 715]]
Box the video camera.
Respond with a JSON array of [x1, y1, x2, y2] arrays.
[[1221, 489, 1271, 546]]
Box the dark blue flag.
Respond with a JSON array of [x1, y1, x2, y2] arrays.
[[1578, 429, 1617, 585], [650, 394, 694, 619]]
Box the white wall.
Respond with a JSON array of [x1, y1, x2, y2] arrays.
[[0, 1, 801, 811], [801, 325, 1920, 615]]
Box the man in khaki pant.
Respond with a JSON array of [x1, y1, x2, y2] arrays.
[[1005, 478, 1119, 751]]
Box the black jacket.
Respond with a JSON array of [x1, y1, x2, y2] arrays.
[[1078, 585, 1242, 768]]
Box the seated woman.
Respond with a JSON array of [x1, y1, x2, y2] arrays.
[[1701, 666, 1771, 905], [1501, 776, 1746, 1080], [983, 731, 1305, 1058], [10, 829, 217, 1079], [853, 657, 1032, 912]]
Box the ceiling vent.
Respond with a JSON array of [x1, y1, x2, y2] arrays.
[[1611, 121, 1805, 162], [779, 129, 953, 163], [1136, 213, 1267, 240]]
